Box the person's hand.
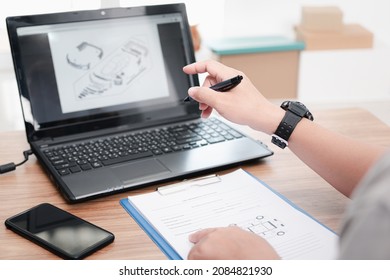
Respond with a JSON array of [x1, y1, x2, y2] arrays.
[[183, 60, 284, 135], [187, 226, 280, 260]]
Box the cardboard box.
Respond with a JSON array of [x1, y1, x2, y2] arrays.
[[207, 37, 305, 99], [301, 6, 343, 32], [295, 24, 374, 50]]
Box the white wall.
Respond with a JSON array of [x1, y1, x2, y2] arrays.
[[1, 0, 390, 102], [1, 0, 389, 44], [220, 0, 390, 102], [222, 0, 390, 45], [2, 1, 389, 47]]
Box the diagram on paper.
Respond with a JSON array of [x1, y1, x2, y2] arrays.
[[66, 37, 149, 100], [232, 214, 286, 240]]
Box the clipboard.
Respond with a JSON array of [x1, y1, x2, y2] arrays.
[[120, 198, 182, 260], [119, 174, 221, 260], [120, 169, 338, 260]]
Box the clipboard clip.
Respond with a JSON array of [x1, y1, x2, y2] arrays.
[[157, 174, 221, 195]]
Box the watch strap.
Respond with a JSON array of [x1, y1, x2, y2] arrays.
[[271, 110, 302, 149]]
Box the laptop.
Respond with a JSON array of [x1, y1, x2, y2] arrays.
[[6, 3, 273, 203]]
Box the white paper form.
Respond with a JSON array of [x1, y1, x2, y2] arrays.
[[128, 169, 338, 260]]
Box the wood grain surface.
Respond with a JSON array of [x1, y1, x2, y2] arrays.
[[1, 107, 389, 259]]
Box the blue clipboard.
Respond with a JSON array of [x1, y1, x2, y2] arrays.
[[120, 198, 182, 260], [120, 169, 336, 260]]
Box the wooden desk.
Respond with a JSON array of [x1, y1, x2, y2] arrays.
[[1, 108, 389, 259]]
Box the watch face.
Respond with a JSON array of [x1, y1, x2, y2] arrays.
[[289, 102, 307, 117], [280, 101, 313, 121]]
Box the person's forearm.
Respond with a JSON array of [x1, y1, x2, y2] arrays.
[[288, 118, 386, 197], [183, 60, 387, 197]]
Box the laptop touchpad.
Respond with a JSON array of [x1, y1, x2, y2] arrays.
[[111, 158, 171, 184]]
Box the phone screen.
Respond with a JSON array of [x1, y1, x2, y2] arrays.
[[5, 203, 114, 259]]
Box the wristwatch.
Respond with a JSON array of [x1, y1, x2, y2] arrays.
[[271, 101, 313, 149]]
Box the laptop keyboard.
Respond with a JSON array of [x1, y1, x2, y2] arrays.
[[43, 118, 243, 176]]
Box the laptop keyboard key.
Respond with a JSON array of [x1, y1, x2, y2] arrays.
[[152, 149, 163, 155], [55, 162, 77, 170], [207, 136, 226, 144], [70, 166, 81, 173], [101, 151, 153, 166], [228, 130, 243, 138], [58, 169, 70, 176], [80, 163, 92, 171], [91, 162, 103, 168]]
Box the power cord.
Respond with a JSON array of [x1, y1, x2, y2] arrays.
[[0, 149, 33, 174]]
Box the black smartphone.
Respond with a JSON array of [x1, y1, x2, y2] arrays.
[[5, 203, 115, 259]]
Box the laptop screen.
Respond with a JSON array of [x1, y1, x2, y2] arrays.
[[7, 4, 199, 139]]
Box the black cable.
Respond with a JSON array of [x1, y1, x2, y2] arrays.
[[0, 149, 33, 174]]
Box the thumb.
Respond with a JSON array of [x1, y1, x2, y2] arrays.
[[188, 87, 219, 108], [189, 228, 217, 243]]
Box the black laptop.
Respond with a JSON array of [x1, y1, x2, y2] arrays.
[[6, 3, 273, 202]]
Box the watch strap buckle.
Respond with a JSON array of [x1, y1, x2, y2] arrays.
[[271, 134, 288, 149]]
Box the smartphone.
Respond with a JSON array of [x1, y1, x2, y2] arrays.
[[5, 203, 114, 259]]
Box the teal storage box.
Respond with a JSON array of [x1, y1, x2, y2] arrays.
[[207, 36, 305, 98]]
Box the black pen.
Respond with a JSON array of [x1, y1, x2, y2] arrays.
[[183, 75, 243, 102]]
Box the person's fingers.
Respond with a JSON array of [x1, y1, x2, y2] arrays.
[[201, 75, 216, 87], [183, 60, 238, 82], [201, 106, 213, 118], [188, 87, 219, 109], [198, 102, 213, 118], [188, 228, 218, 243], [183, 60, 221, 75], [198, 102, 208, 111]]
